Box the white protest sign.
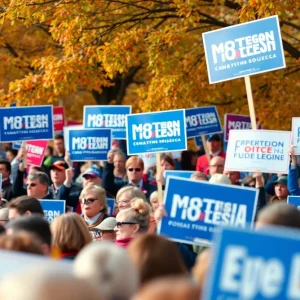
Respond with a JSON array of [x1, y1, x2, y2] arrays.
[[139, 153, 156, 168], [292, 117, 300, 155], [225, 129, 291, 174]]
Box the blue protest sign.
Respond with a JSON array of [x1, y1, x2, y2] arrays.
[[84, 105, 131, 140], [202, 15, 285, 84], [185, 107, 222, 138], [204, 226, 300, 300], [0, 106, 54, 142], [157, 176, 258, 246], [67, 128, 111, 161], [40, 200, 65, 223], [126, 110, 187, 155], [12, 141, 22, 150], [164, 170, 194, 181], [194, 136, 203, 147], [287, 196, 300, 210], [107, 198, 116, 216]]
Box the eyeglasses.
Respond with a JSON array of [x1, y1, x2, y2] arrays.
[[80, 198, 98, 204], [128, 168, 141, 172], [210, 164, 224, 168], [116, 222, 137, 228]]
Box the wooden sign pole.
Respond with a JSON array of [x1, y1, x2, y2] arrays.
[[156, 153, 163, 203], [244, 76, 257, 130], [201, 135, 211, 164]]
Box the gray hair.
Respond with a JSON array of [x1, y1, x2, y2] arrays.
[[114, 150, 126, 161], [28, 172, 50, 186]]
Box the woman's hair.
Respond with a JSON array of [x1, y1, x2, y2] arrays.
[[125, 156, 144, 170], [79, 183, 107, 213], [190, 172, 208, 181], [128, 234, 187, 285], [51, 213, 92, 253], [160, 154, 175, 168], [116, 186, 146, 203], [0, 231, 44, 255], [149, 190, 164, 202], [73, 242, 139, 300], [121, 198, 151, 232]]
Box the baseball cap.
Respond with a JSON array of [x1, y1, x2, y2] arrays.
[[49, 161, 68, 171], [82, 166, 102, 178], [94, 217, 117, 231], [207, 134, 221, 142], [274, 176, 287, 186]]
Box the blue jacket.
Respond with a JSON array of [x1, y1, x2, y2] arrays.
[[288, 165, 300, 196]]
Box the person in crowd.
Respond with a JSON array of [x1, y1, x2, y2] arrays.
[[81, 166, 103, 186], [5, 148, 18, 183], [73, 242, 139, 300], [0, 208, 9, 226], [196, 134, 226, 174], [50, 134, 66, 165], [288, 145, 300, 195], [5, 148, 18, 163], [114, 197, 151, 248], [7, 196, 44, 221], [102, 155, 157, 199], [92, 217, 117, 241], [181, 150, 197, 171], [154, 154, 175, 187], [242, 175, 256, 187], [26, 172, 53, 200], [223, 170, 241, 185], [80, 183, 109, 230], [208, 156, 225, 176], [190, 172, 209, 181], [270, 176, 289, 202], [209, 173, 231, 185], [0, 159, 14, 200], [256, 202, 300, 229], [149, 190, 160, 212], [128, 234, 187, 286], [0, 231, 44, 255], [6, 214, 52, 255], [51, 213, 92, 260], [116, 186, 147, 211], [43, 145, 54, 167], [112, 150, 127, 183], [133, 276, 201, 300], [0, 269, 104, 300]]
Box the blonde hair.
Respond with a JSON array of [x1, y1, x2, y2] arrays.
[[79, 183, 107, 213], [51, 213, 92, 253], [150, 190, 164, 202], [116, 186, 146, 203], [121, 198, 151, 232], [190, 172, 208, 181], [125, 156, 144, 170]]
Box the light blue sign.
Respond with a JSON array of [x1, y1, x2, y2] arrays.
[[68, 128, 111, 161], [185, 107, 222, 138], [84, 105, 131, 140], [12, 141, 22, 150], [157, 176, 258, 245], [126, 110, 187, 155], [40, 200, 65, 223], [287, 196, 300, 210], [204, 226, 300, 300], [202, 15, 286, 84], [164, 170, 194, 181], [0, 106, 54, 142], [107, 198, 116, 216]]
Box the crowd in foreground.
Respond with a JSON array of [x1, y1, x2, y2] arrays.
[[0, 133, 299, 299]]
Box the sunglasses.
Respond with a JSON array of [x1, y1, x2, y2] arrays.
[[128, 168, 141, 172], [116, 221, 137, 228], [80, 198, 98, 204]]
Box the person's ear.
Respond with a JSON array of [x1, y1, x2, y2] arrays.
[[133, 224, 140, 233], [24, 210, 32, 216]]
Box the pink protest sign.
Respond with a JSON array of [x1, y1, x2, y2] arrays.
[[25, 140, 48, 167], [53, 107, 65, 132]]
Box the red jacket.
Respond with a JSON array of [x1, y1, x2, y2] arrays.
[[196, 151, 226, 175]]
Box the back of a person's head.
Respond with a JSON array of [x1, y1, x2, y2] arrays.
[[73, 242, 139, 299], [133, 276, 201, 300], [51, 213, 92, 253], [8, 196, 44, 216], [6, 215, 52, 247], [209, 174, 231, 185], [0, 269, 103, 300], [0, 208, 9, 222], [257, 202, 300, 229], [127, 234, 186, 285], [0, 231, 44, 255]]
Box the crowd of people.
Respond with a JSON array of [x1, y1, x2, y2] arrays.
[[0, 132, 299, 299]]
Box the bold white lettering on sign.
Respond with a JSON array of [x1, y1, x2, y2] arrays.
[[87, 114, 125, 127], [3, 115, 49, 130], [72, 137, 108, 150], [26, 144, 43, 155], [54, 114, 63, 121]]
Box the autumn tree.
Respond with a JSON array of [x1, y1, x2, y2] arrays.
[[0, 0, 299, 128]]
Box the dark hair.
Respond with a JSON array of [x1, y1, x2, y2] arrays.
[[30, 166, 45, 173], [128, 234, 186, 285], [0, 224, 5, 235], [5, 148, 18, 157], [160, 154, 175, 168], [47, 146, 54, 156], [8, 196, 44, 216], [54, 133, 64, 140], [181, 150, 197, 171], [0, 159, 11, 175], [6, 214, 52, 246]]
